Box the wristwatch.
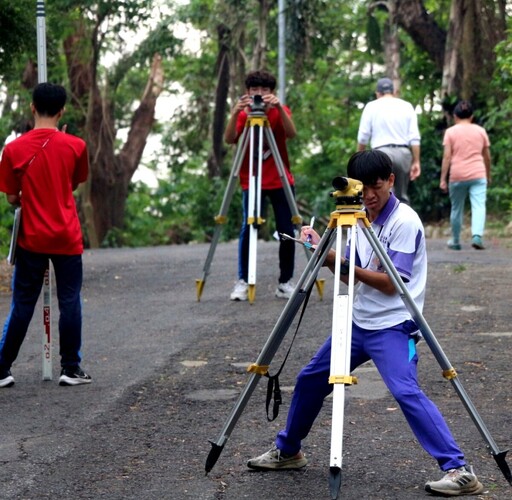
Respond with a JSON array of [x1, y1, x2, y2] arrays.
[[340, 260, 350, 275]]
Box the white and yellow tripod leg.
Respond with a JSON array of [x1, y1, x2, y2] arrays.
[[195, 128, 250, 301], [247, 125, 265, 303], [328, 223, 358, 498]]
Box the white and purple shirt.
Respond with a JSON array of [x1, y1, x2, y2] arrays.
[[347, 193, 427, 330]]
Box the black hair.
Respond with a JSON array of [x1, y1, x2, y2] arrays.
[[347, 150, 393, 185], [32, 82, 67, 117], [453, 100, 473, 119], [245, 70, 277, 91]]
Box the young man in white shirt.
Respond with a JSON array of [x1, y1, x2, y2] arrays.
[[247, 150, 483, 497]]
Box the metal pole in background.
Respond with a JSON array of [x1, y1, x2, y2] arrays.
[[36, 0, 47, 83], [36, 0, 52, 381], [278, 0, 286, 104]]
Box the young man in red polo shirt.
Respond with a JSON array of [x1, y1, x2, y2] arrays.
[[0, 82, 91, 387], [224, 70, 297, 301]]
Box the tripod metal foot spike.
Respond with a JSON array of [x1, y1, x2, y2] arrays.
[[205, 440, 225, 475], [315, 278, 326, 299], [493, 450, 512, 486], [329, 467, 342, 500], [195, 279, 205, 302], [248, 284, 256, 304]]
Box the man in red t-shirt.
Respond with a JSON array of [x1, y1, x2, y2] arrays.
[[0, 82, 91, 388], [224, 70, 297, 301]]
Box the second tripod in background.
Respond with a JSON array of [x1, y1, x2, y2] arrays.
[[196, 103, 302, 303]]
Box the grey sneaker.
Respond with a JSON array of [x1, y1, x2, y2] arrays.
[[247, 444, 307, 470], [230, 279, 248, 301], [275, 280, 295, 299], [471, 235, 485, 250], [425, 465, 484, 496], [0, 369, 14, 388]]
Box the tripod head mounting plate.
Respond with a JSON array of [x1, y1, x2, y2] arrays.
[[245, 113, 268, 125]]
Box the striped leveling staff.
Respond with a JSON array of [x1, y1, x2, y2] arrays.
[[37, 0, 52, 380]]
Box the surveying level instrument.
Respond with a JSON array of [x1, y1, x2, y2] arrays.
[[205, 177, 512, 498], [195, 103, 304, 304]]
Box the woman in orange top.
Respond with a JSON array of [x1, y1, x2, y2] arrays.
[[440, 101, 491, 250]]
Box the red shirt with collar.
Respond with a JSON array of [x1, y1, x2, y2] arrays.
[[0, 128, 89, 255], [235, 105, 294, 190]]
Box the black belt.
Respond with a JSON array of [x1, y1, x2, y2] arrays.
[[375, 144, 409, 149]]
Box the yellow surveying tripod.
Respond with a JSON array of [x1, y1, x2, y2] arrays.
[[196, 101, 302, 303]]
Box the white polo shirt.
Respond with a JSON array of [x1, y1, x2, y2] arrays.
[[357, 96, 421, 149], [348, 194, 427, 330]]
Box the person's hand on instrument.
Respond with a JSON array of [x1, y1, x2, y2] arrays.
[[233, 94, 252, 114], [300, 226, 320, 246]]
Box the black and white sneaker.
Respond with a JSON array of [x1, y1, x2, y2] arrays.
[[59, 367, 92, 386], [0, 369, 14, 388]]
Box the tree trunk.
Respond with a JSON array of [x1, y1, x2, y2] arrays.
[[381, 1, 402, 93], [395, 0, 447, 70], [63, 21, 100, 248], [63, 16, 164, 247], [89, 54, 164, 245], [395, 0, 507, 100], [207, 24, 231, 179], [251, 0, 271, 70], [441, 0, 462, 98]]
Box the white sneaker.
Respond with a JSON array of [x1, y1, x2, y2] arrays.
[[230, 280, 248, 301], [0, 370, 14, 388], [425, 465, 484, 496], [275, 280, 295, 299], [247, 444, 307, 470]]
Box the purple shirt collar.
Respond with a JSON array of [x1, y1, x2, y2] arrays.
[[368, 192, 400, 226]]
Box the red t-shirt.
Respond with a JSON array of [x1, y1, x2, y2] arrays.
[[0, 128, 89, 255], [235, 106, 294, 190]]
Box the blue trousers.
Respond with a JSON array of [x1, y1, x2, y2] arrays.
[[238, 187, 295, 284], [449, 178, 487, 242], [0, 247, 83, 371], [275, 321, 465, 471]]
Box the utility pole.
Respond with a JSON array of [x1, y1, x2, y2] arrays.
[[278, 0, 286, 104]]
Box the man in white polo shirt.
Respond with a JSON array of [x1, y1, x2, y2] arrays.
[[247, 150, 484, 497], [357, 77, 421, 205]]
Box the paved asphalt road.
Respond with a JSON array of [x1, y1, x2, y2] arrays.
[[0, 236, 511, 499]]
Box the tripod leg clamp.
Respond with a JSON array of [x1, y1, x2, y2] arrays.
[[329, 375, 358, 385], [442, 367, 458, 380], [247, 217, 266, 225], [247, 363, 269, 376], [214, 215, 227, 224]]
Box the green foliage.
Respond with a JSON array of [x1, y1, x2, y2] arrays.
[[150, 0, 511, 238], [2, 0, 511, 251], [453, 263, 466, 273], [0, 1, 36, 77], [483, 33, 512, 216], [103, 169, 243, 249]]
